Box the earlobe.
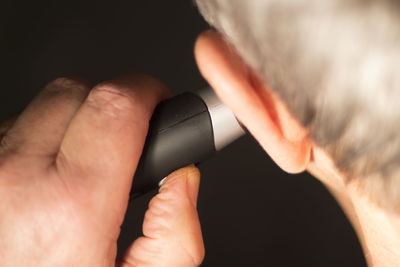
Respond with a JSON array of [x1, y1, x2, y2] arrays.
[[195, 30, 311, 173]]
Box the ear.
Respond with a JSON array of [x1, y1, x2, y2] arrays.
[[195, 30, 311, 173]]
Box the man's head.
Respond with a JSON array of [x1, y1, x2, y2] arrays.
[[194, 0, 400, 211]]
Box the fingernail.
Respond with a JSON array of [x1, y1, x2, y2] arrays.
[[159, 166, 201, 207]]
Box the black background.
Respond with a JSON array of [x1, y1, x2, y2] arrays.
[[1, 1, 366, 266]]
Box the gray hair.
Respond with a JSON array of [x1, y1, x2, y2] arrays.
[[196, 0, 400, 211]]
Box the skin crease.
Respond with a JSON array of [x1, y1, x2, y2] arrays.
[[0, 75, 204, 266], [194, 29, 400, 267]]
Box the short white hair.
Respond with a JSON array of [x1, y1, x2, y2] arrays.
[[196, 0, 400, 211]]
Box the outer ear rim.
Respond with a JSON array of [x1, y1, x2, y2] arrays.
[[194, 30, 311, 174]]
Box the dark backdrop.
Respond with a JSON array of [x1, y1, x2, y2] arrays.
[[1, 1, 366, 266]]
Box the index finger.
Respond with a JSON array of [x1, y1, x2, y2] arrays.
[[56, 75, 170, 202]]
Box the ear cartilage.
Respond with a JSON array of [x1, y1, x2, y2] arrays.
[[130, 87, 245, 198]]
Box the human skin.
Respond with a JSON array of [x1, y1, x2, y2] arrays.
[[2, 28, 398, 267], [194, 29, 400, 267], [0, 75, 204, 266]]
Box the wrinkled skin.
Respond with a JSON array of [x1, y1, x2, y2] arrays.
[[0, 75, 204, 267]]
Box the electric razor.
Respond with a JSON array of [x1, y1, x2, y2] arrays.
[[131, 87, 245, 198]]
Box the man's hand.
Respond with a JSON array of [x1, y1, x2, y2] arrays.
[[0, 76, 204, 266]]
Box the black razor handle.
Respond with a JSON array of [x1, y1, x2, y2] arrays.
[[130, 88, 245, 198]]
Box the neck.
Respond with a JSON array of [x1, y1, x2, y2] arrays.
[[307, 146, 400, 267]]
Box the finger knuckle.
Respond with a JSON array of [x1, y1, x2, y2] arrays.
[[88, 82, 146, 118], [0, 134, 13, 154], [148, 195, 172, 216], [45, 77, 89, 95]]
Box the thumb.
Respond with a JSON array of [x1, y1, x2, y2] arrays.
[[117, 166, 205, 267]]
